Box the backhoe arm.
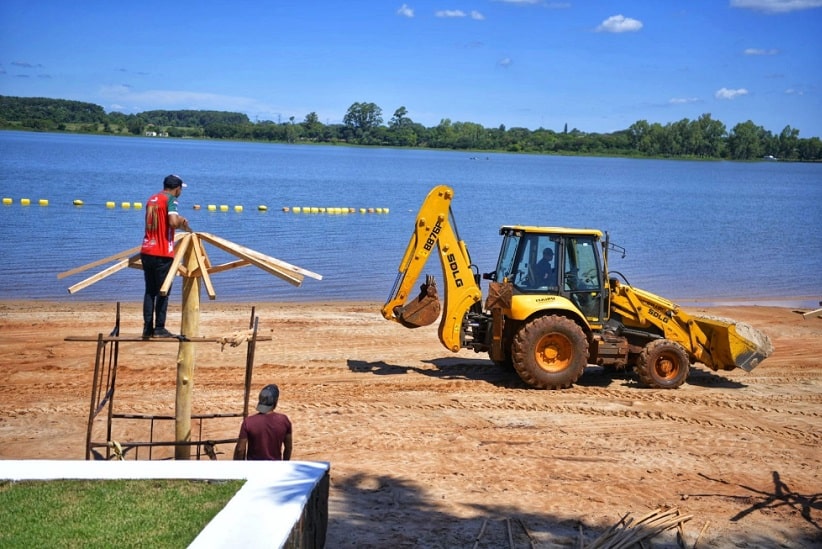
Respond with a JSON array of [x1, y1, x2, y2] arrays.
[[381, 185, 482, 352]]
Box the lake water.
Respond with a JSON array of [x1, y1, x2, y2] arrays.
[[0, 130, 820, 308]]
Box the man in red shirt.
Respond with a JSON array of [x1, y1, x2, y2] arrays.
[[140, 174, 191, 339], [234, 384, 293, 461]]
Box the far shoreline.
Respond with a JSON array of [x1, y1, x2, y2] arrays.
[[4, 296, 820, 311]]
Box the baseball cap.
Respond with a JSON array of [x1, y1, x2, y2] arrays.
[[256, 384, 280, 413], [163, 174, 187, 189]]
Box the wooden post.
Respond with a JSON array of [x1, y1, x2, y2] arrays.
[[175, 240, 200, 460]]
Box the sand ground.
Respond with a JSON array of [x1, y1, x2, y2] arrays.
[[0, 300, 819, 547]]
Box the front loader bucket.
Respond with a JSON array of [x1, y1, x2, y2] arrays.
[[695, 316, 775, 372], [396, 275, 442, 328]]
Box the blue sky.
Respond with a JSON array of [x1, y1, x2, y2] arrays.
[[1, 0, 821, 137]]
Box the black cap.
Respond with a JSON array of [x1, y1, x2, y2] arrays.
[[163, 174, 187, 189], [256, 384, 280, 413]]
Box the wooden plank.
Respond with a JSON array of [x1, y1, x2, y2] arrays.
[[58, 234, 185, 279], [58, 244, 143, 279], [198, 232, 322, 281], [160, 233, 192, 296], [196, 232, 305, 286], [208, 259, 251, 274], [192, 234, 216, 300], [67, 256, 134, 294]]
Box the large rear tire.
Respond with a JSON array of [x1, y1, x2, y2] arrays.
[[636, 339, 690, 389], [512, 315, 588, 389]]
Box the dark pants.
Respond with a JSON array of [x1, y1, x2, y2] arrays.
[[141, 253, 173, 330]]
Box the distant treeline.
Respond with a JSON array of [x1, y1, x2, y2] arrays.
[[1, 95, 820, 161]]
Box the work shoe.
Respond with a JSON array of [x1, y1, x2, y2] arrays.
[[152, 327, 177, 338]]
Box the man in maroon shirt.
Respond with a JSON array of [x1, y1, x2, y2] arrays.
[[234, 384, 293, 461], [140, 174, 191, 339]]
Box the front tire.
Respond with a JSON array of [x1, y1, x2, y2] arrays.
[[512, 315, 588, 389], [636, 339, 690, 389]]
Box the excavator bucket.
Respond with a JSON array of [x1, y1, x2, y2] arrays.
[[396, 275, 442, 328], [694, 315, 775, 372]]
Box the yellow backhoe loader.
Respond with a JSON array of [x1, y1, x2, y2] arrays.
[[382, 185, 773, 389]]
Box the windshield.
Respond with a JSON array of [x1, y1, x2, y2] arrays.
[[493, 232, 522, 283], [494, 231, 559, 291]]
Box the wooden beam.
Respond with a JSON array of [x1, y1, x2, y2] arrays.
[[198, 232, 322, 281], [58, 234, 185, 280], [207, 259, 251, 274], [58, 245, 143, 279], [67, 253, 139, 294], [160, 233, 192, 296], [175, 247, 201, 460], [191, 234, 216, 300], [196, 232, 306, 286]]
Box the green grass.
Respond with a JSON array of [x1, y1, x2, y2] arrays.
[[0, 479, 244, 548]]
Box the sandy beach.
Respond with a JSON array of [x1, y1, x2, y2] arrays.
[[0, 300, 819, 547]]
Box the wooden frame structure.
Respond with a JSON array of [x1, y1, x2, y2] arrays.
[[59, 232, 322, 460], [70, 303, 264, 460]]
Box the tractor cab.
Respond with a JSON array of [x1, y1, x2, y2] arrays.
[[489, 226, 608, 323]]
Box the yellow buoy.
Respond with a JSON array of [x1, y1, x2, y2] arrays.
[[2, 198, 12, 205], [106, 201, 115, 209], [292, 207, 301, 213], [21, 198, 31, 206], [384, 208, 390, 214], [73, 199, 84, 206], [134, 202, 143, 209], [39, 199, 49, 206], [207, 204, 217, 211], [359, 208, 366, 214], [220, 205, 229, 212], [259, 205, 269, 211], [234, 205, 243, 212], [121, 202, 131, 209]]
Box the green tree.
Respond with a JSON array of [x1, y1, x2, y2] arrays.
[[694, 113, 726, 157], [389, 106, 409, 129], [728, 121, 764, 160], [343, 102, 383, 143], [387, 106, 419, 146], [777, 125, 800, 160], [302, 112, 322, 140], [126, 115, 145, 136], [796, 136, 822, 161]]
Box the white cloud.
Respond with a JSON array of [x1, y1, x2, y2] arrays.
[[669, 97, 701, 104], [436, 10, 466, 17], [730, 0, 822, 13], [496, 0, 571, 6], [785, 88, 805, 95], [744, 48, 780, 55], [715, 87, 750, 99], [596, 15, 643, 33], [99, 85, 272, 114], [397, 3, 414, 18], [498, 57, 513, 68], [433, 9, 484, 19]]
